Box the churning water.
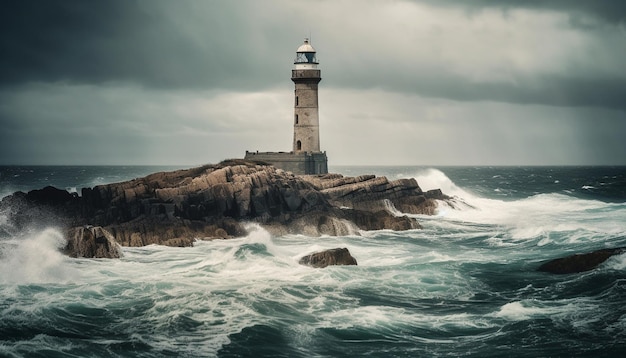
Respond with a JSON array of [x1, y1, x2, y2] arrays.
[[1, 166, 625, 357]]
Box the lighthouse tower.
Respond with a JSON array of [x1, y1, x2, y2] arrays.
[[244, 38, 328, 175], [292, 38, 322, 153]]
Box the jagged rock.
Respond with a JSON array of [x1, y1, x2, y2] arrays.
[[25, 185, 77, 204], [299, 248, 358, 268], [300, 174, 446, 215], [538, 247, 625, 274], [64, 226, 122, 258], [0, 160, 450, 256]]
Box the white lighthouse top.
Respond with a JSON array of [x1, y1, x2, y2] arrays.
[[296, 38, 316, 53], [294, 38, 318, 69]]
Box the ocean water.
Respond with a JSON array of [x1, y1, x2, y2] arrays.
[[1, 165, 625, 357]]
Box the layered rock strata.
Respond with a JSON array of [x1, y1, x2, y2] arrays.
[[0, 160, 448, 256]]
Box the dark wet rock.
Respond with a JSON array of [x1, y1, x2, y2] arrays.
[[538, 247, 625, 274], [64, 226, 122, 258], [25, 185, 78, 204], [0, 186, 81, 230], [299, 248, 358, 268], [1, 160, 449, 256]]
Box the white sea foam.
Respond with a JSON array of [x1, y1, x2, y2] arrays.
[[407, 168, 626, 243], [383, 199, 404, 217], [495, 301, 542, 321], [321, 305, 497, 333], [321, 305, 411, 330], [411, 168, 472, 198], [494, 299, 599, 323], [0, 212, 10, 233], [0, 217, 620, 356], [605, 253, 626, 271], [0, 228, 73, 283], [422, 250, 455, 262]]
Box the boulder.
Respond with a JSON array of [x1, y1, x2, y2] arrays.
[[299, 248, 358, 268], [64, 226, 123, 259], [538, 247, 625, 274]]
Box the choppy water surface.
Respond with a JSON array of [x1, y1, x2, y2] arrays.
[[1, 166, 625, 357]]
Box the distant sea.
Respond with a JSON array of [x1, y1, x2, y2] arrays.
[[1, 165, 625, 357]]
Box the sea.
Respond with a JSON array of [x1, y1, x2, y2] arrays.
[[1, 165, 625, 357]]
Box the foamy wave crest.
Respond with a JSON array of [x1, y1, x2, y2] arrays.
[[446, 193, 625, 240], [406, 169, 626, 243], [404, 168, 478, 216], [605, 252, 626, 271], [409, 168, 471, 198], [494, 299, 599, 323], [0, 228, 73, 283]]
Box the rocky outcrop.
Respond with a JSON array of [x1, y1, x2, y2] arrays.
[[299, 174, 447, 215], [538, 247, 625, 274], [1, 160, 449, 256], [64, 226, 122, 258], [299, 248, 358, 268], [1, 186, 81, 230]]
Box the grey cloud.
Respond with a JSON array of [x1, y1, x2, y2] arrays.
[[417, 0, 626, 23], [322, 92, 626, 166], [0, 0, 288, 90], [3, 0, 625, 110], [311, 0, 626, 111], [1, 0, 625, 166], [0, 83, 292, 165], [327, 67, 626, 111]]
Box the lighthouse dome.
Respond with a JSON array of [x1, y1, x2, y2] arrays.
[[297, 39, 316, 53], [294, 38, 318, 65]]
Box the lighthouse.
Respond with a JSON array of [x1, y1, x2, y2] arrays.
[[244, 39, 328, 175], [292, 38, 322, 153]]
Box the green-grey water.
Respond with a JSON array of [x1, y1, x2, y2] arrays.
[[1, 166, 625, 357]]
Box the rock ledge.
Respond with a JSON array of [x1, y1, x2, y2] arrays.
[[0, 160, 450, 258]]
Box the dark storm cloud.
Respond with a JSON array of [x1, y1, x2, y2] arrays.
[[330, 71, 626, 111], [0, 0, 624, 166], [418, 0, 626, 23], [0, 0, 285, 90], [3, 0, 625, 110]]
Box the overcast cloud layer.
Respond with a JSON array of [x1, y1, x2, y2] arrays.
[[1, 0, 625, 165]]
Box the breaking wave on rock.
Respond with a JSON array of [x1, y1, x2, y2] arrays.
[[1, 165, 625, 357]]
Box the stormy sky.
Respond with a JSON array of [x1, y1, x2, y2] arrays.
[[1, 0, 625, 166]]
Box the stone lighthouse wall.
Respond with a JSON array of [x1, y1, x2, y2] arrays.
[[244, 151, 328, 175], [292, 69, 321, 153]]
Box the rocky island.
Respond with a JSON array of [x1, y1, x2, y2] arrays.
[[0, 160, 448, 258]]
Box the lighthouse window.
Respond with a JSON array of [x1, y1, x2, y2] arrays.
[[295, 96, 299, 106], [297, 140, 302, 151], [295, 114, 299, 124]]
